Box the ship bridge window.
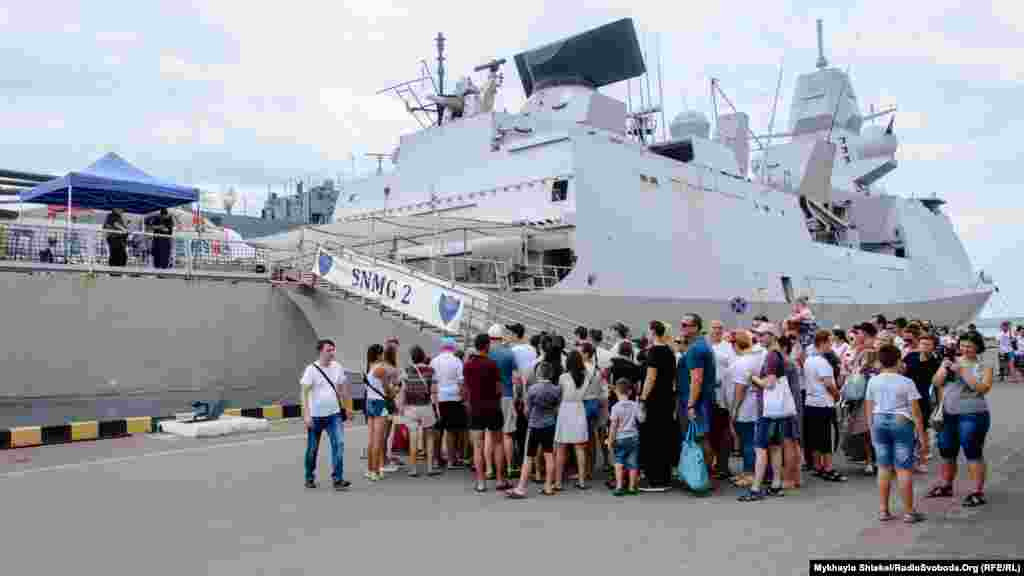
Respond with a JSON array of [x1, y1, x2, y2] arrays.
[[551, 179, 568, 202]]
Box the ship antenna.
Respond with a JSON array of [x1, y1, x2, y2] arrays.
[[435, 32, 446, 126], [816, 19, 828, 69]]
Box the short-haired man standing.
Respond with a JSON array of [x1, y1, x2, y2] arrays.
[[464, 333, 509, 493], [488, 324, 520, 479], [301, 339, 351, 491], [679, 313, 717, 490]]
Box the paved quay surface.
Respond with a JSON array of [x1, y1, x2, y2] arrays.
[[3, 386, 1023, 576]]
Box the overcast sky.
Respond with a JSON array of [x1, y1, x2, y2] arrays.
[[1, 1, 1019, 316]]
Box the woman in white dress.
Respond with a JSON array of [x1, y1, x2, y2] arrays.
[[555, 349, 591, 490]]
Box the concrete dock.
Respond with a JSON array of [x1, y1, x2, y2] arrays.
[[3, 384, 1022, 575]]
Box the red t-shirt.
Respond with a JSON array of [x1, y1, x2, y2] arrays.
[[463, 353, 501, 417]]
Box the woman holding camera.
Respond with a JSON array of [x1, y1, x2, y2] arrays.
[[927, 333, 993, 507]]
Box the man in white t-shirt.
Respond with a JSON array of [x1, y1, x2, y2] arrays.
[[803, 330, 844, 481], [431, 337, 467, 469], [301, 339, 350, 491], [997, 321, 1012, 382]]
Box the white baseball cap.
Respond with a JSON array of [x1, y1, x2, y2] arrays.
[[488, 324, 505, 339]]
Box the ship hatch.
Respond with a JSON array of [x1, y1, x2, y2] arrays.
[[551, 179, 569, 202]]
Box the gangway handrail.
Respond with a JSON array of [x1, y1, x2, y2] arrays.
[[307, 242, 587, 338]]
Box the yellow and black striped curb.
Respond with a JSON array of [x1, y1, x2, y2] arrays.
[[1, 403, 310, 449]]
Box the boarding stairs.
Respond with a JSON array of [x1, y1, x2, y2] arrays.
[[273, 241, 588, 346]]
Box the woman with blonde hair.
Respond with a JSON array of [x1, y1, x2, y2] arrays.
[[729, 330, 759, 488]]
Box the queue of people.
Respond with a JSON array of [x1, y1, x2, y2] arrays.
[[298, 309, 996, 526]]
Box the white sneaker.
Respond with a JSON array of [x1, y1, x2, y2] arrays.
[[381, 464, 399, 474]]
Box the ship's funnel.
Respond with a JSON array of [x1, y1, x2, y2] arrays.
[[514, 18, 646, 97]]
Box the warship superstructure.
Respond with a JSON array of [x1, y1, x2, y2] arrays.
[[288, 17, 991, 329]]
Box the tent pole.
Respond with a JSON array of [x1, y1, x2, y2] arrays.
[[66, 183, 72, 261]]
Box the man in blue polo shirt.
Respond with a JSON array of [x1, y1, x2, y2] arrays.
[[678, 313, 717, 488], [488, 324, 520, 478]]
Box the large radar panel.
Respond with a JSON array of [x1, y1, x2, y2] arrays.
[[514, 18, 646, 98]]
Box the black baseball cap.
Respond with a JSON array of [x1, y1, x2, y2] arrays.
[[505, 323, 526, 339]]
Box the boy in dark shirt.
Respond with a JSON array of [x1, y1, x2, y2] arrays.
[[463, 333, 508, 492]]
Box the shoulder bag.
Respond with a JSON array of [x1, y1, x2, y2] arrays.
[[312, 364, 348, 421]]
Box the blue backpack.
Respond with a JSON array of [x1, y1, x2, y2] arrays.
[[678, 421, 710, 493]]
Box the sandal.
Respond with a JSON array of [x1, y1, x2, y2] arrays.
[[878, 511, 896, 522], [766, 486, 785, 497], [506, 490, 527, 500], [495, 481, 514, 491], [576, 482, 590, 491], [474, 483, 487, 493], [541, 488, 557, 496], [903, 511, 925, 524], [926, 484, 954, 498], [737, 489, 765, 502], [963, 492, 987, 507]]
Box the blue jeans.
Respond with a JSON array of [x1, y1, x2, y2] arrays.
[[305, 412, 345, 483], [938, 411, 990, 463], [871, 413, 916, 470], [735, 421, 755, 473]]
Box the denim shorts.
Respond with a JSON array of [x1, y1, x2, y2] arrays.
[[754, 417, 785, 449], [871, 413, 916, 470], [614, 434, 640, 470], [366, 399, 388, 418], [583, 399, 601, 425], [938, 411, 990, 462]]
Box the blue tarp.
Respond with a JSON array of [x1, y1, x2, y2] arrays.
[[18, 152, 198, 214]]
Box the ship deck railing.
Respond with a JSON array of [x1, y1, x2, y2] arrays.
[[0, 221, 286, 281], [396, 255, 573, 292]]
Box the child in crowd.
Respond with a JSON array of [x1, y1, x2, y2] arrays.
[[506, 361, 562, 499], [608, 378, 642, 496]]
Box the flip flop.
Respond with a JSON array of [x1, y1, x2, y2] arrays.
[[878, 511, 896, 522]]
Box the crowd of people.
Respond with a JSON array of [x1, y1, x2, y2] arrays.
[[299, 302, 997, 525]]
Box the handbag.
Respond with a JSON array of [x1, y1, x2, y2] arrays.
[[365, 372, 397, 416], [843, 373, 867, 402], [763, 375, 797, 418], [312, 364, 348, 422], [678, 421, 710, 493]]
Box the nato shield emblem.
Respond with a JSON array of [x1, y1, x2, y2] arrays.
[[438, 293, 462, 325]]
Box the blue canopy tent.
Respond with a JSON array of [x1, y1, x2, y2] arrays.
[[19, 152, 198, 215]]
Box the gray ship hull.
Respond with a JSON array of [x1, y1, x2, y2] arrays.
[[514, 289, 993, 336]]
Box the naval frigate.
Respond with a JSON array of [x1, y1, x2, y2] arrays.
[[264, 18, 993, 331]]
